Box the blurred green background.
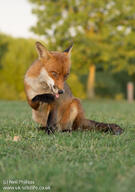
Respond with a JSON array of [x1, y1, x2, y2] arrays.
[[0, 0, 135, 100]]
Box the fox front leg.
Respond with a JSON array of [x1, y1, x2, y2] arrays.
[[38, 109, 57, 135], [45, 107, 58, 134], [32, 93, 55, 104]]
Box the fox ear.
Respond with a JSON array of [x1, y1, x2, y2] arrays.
[[63, 43, 73, 56], [35, 41, 50, 59]]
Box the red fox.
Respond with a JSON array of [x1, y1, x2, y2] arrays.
[[24, 42, 123, 135]]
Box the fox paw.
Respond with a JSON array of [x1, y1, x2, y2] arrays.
[[45, 126, 55, 135]]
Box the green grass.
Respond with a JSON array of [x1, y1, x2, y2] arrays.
[[0, 100, 135, 192]]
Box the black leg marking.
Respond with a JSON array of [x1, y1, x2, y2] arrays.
[[45, 109, 57, 134], [32, 94, 55, 103]]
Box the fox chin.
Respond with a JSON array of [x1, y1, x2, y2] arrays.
[[24, 41, 123, 135]]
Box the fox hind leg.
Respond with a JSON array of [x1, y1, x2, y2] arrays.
[[58, 98, 80, 131]]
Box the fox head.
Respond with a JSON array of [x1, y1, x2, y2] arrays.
[[35, 42, 73, 98]]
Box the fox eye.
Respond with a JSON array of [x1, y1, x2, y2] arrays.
[[64, 73, 69, 80], [51, 71, 58, 78]]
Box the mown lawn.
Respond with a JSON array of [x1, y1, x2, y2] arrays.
[[0, 100, 135, 192]]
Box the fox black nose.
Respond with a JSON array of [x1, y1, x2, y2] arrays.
[[58, 89, 64, 94]]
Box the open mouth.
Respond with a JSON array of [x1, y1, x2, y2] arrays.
[[54, 90, 64, 99], [55, 93, 59, 98], [51, 86, 64, 99]]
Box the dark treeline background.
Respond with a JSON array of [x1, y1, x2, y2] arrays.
[[0, 0, 135, 100]]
